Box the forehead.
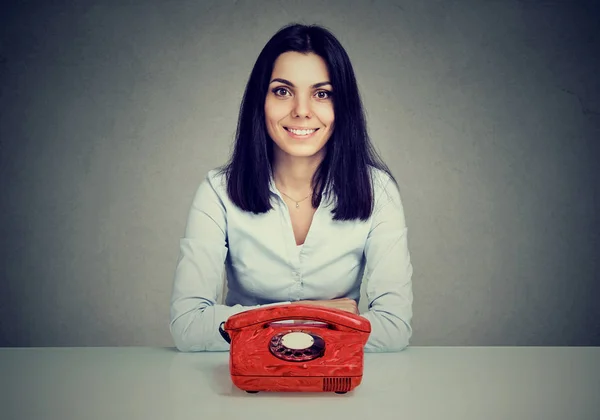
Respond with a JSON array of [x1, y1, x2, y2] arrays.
[[270, 52, 330, 85]]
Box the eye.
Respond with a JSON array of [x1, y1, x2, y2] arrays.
[[315, 90, 332, 100], [272, 87, 291, 97]]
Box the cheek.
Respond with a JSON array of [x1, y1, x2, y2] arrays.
[[265, 99, 289, 123], [321, 107, 335, 127]]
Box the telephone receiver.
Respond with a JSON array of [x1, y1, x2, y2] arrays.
[[219, 304, 370, 344]]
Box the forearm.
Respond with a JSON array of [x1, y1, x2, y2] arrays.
[[361, 231, 414, 352], [170, 301, 259, 352], [361, 307, 412, 352], [170, 298, 293, 352]]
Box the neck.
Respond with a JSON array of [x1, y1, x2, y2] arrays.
[[272, 150, 323, 196]]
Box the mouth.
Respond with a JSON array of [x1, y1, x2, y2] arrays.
[[284, 127, 320, 139]]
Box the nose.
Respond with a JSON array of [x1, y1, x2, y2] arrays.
[[292, 94, 312, 118]]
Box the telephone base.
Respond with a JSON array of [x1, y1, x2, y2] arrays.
[[232, 375, 363, 393], [246, 390, 347, 394]]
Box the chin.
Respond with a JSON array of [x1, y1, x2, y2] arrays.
[[279, 145, 325, 159], [280, 138, 326, 156]]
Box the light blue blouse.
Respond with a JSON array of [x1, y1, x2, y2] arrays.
[[169, 166, 414, 353]]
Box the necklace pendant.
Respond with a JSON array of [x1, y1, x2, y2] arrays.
[[295, 202, 300, 209]]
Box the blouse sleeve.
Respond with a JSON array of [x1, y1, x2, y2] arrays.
[[169, 173, 283, 352], [360, 174, 414, 352]]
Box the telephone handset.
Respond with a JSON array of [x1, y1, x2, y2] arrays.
[[220, 304, 371, 394], [220, 303, 370, 341]]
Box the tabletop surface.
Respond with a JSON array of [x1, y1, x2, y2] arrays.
[[1, 346, 599, 420]]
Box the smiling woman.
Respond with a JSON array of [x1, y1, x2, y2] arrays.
[[169, 24, 414, 353]]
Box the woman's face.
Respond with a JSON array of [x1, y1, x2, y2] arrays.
[[265, 51, 335, 161]]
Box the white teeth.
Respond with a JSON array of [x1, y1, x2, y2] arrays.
[[288, 128, 316, 135]]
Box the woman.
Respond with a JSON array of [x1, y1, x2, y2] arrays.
[[169, 23, 414, 353]]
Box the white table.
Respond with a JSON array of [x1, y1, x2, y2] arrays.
[[1, 346, 599, 420]]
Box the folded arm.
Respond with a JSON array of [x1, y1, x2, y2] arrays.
[[169, 175, 270, 352], [360, 176, 414, 352]]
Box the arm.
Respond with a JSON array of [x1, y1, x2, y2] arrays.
[[169, 173, 284, 352], [360, 176, 414, 352]]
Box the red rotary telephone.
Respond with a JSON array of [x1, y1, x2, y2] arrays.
[[219, 304, 371, 394]]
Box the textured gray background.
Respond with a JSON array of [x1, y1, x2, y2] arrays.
[[1, 0, 598, 347]]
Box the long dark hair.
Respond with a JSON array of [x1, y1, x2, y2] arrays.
[[219, 23, 395, 221]]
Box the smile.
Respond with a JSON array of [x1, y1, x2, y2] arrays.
[[284, 127, 319, 138]]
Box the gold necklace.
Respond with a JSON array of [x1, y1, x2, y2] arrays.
[[280, 190, 312, 209]]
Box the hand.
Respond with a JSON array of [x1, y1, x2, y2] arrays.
[[292, 298, 359, 315]]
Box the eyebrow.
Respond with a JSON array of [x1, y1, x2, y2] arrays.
[[269, 78, 332, 89]]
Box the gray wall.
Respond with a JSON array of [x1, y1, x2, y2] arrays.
[[1, 0, 598, 347]]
